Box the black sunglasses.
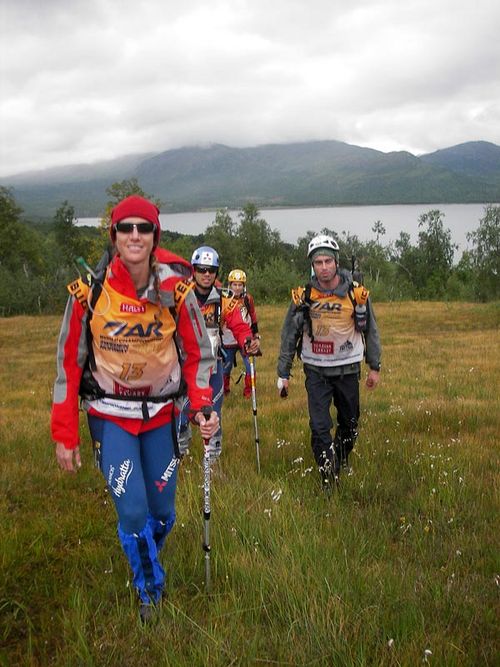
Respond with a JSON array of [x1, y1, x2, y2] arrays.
[[114, 221, 156, 234], [195, 266, 217, 275]]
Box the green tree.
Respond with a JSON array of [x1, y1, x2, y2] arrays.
[[0, 187, 53, 314], [0, 186, 44, 275], [105, 178, 161, 209], [417, 210, 457, 298], [236, 203, 282, 270], [204, 209, 238, 273], [246, 257, 302, 302], [466, 205, 500, 300], [372, 220, 386, 244], [391, 231, 419, 298], [53, 200, 82, 265]]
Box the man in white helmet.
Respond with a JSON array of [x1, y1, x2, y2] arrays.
[[277, 234, 381, 492]]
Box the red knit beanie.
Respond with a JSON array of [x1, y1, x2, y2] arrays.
[[110, 195, 161, 245]]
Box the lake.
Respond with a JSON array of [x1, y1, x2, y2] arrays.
[[77, 202, 497, 257]]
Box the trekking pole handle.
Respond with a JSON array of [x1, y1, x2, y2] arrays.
[[201, 406, 213, 445], [245, 336, 262, 357]]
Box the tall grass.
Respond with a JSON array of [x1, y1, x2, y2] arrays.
[[1, 302, 499, 666]]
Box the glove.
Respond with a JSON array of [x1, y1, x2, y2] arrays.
[[277, 377, 288, 398]]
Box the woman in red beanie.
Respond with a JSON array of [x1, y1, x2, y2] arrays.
[[51, 194, 218, 621]]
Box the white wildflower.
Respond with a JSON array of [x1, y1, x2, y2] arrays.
[[271, 488, 283, 502]]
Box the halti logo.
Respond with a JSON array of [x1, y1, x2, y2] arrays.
[[103, 320, 163, 337], [120, 303, 146, 314]]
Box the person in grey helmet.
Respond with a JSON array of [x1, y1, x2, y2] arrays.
[[276, 234, 381, 492]]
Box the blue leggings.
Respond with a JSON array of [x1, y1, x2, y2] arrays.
[[178, 358, 224, 457], [88, 415, 179, 603], [222, 346, 251, 376]]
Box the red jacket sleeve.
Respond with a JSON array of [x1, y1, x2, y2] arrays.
[[176, 289, 214, 413], [51, 296, 88, 449], [223, 298, 253, 349], [246, 293, 259, 333]]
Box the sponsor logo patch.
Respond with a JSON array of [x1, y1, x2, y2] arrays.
[[339, 339, 354, 353], [312, 341, 334, 355], [113, 382, 151, 397], [162, 458, 178, 481], [110, 459, 133, 497], [120, 303, 146, 314], [155, 480, 167, 492], [103, 320, 163, 337], [310, 301, 342, 312]]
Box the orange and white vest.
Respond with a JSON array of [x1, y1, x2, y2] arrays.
[[293, 284, 367, 368], [68, 269, 191, 420]]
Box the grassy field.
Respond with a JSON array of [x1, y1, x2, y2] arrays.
[[1, 302, 499, 666]]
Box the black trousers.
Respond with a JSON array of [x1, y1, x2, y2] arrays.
[[304, 366, 360, 471]]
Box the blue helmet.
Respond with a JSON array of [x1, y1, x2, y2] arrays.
[[191, 246, 220, 268]]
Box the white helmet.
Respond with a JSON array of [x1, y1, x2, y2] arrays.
[[191, 246, 220, 268], [307, 234, 340, 261]]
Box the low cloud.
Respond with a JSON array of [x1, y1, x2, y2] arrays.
[[1, 0, 499, 176]]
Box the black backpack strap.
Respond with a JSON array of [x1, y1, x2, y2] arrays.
[[302, 283, 314, 342]]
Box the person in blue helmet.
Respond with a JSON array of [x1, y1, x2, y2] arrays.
[[178, 246, 260, 462]]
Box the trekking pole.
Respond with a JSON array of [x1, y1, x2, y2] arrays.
[[201, 407, 212, 593], [249, 354, 261, 474]]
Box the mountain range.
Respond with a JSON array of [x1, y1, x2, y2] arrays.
[[2, 140, 499, 219]]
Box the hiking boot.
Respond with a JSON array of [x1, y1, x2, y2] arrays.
[[334, 442, 349, 472], [139, 603, 155, 624], [336, 446, 352, 474]]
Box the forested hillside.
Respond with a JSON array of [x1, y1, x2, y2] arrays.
[[2, 140, 499, 219]]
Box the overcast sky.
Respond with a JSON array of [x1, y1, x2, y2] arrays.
[[1, 0, 499, 177]]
